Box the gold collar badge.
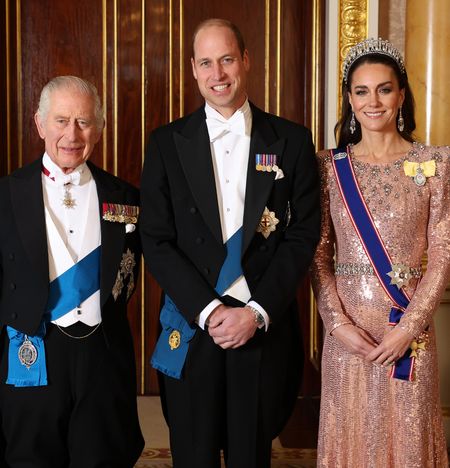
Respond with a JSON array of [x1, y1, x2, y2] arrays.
[[257, 207, 279, 239]]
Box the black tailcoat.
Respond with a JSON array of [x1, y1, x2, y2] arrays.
[[140, 104, 320, 466], [0, 158, 144, 467]]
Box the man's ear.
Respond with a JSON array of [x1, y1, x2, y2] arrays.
[[34, 113, 46, 140], [191, 57, 198, 80]]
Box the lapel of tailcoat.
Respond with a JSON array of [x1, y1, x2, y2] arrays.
[[174, 108, 223, 246], [242, 105, 286, 255], [10, 159, 50, 291], [88, 162, 127, 308]]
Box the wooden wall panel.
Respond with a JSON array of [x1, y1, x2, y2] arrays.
[[0, 2, 7, 177], [1, 0, 325, 397]]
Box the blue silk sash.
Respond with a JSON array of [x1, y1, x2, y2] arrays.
[[6, 246, 101, 387], [331, 148, 414, 381], [151, 228, 244, 379]]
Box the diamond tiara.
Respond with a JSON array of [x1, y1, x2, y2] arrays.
[[343, 38, 406, 84]]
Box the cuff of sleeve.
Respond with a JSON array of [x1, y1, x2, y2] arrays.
[[196, 299, 223, 330], [247, 300, 270, 332], [397, 321, 421, 340], [329, 321, 353, 336]]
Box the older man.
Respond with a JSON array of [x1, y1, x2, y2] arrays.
[[140, 18, 320, 468], [0, 76, 144, 467]]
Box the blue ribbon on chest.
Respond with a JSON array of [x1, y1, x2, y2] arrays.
[[6, 246, 101, 387], [331, 148, 415, 381]]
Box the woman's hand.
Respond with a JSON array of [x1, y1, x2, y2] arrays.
[[365, 326, 414, 367], [331, 323, 378, 359]]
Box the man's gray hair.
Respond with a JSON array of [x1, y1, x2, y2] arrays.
[[37, 76, 104, 130]]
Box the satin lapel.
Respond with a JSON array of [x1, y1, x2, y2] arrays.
[[174, 109, 223, 245], [88, 162, 126, 307], [242, 107, 286, 255], [10, 159, 49, 286]]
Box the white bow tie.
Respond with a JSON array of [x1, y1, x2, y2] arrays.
[[53, 171, 81, 187], [206, 113, 246, 142]]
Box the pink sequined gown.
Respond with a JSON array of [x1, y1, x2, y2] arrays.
[[311, 143, 450, 467]]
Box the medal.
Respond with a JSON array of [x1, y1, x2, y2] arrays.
[[102, 203, 139, 224], [404, 159, 436, 186], [413, 167, 426, 186], [18, 335, 38, 369], [62, 184, 77, 209]]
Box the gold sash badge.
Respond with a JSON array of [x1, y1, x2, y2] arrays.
[[169, 330, 181, 350]]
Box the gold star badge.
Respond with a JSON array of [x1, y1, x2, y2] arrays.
[[257, 207, 279, 239]]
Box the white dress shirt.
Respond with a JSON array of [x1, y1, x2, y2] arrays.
[[197, 100, 269, 330], [42, 153, 102, 326]]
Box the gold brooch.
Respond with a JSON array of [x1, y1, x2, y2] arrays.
[[256, 207, 279, 239], [169, 330, 181, 350]]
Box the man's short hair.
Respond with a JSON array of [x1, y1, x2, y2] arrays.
[[191, 18, 246, 59], [37, 76, 104, 130]]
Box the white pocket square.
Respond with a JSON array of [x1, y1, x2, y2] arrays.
[[125, 223, 136, 233], [274, 168, 284, 180]]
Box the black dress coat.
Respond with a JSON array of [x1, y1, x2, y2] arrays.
[[140, 103, 320, 456], [0, 158, 144, 466]]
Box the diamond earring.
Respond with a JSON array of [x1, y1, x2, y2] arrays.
[[397, 106, 404, 132], [350, 111, 356, 134]]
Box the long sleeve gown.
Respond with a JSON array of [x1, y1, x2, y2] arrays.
[[311, 143, 450, 467]]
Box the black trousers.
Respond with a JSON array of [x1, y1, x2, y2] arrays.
[[0, 323, 144, 468], [161, 329, 273, 468]]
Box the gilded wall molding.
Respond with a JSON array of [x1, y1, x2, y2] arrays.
[[140, 0, 146, 395], [6, 0, 11, 173], [309, 0, 323, 370], [16, 0, 23, 169], [102, 0, 108, 170], [338, 0, 368, 87]]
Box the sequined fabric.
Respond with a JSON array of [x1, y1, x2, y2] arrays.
[[311, 143, 450, 467]]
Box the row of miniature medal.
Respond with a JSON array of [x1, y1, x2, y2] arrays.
[[255, 153, 279, 172]]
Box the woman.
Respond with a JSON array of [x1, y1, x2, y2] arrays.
[[312, 38, 449, 467]]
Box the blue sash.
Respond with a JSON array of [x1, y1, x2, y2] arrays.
[[6, 246, 101, 387], [151, 228, 244, 379], [331, 148, 415, 381]]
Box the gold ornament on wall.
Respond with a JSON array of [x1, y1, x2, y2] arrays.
[[338, 0, 368, 94]]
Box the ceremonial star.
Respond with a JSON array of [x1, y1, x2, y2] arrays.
[[387, 264, 411, 289], [256, 207, 279, 239]]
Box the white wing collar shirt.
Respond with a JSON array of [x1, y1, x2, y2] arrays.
[[41, 152, 102, 327], [198, 100, 269, 330]]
